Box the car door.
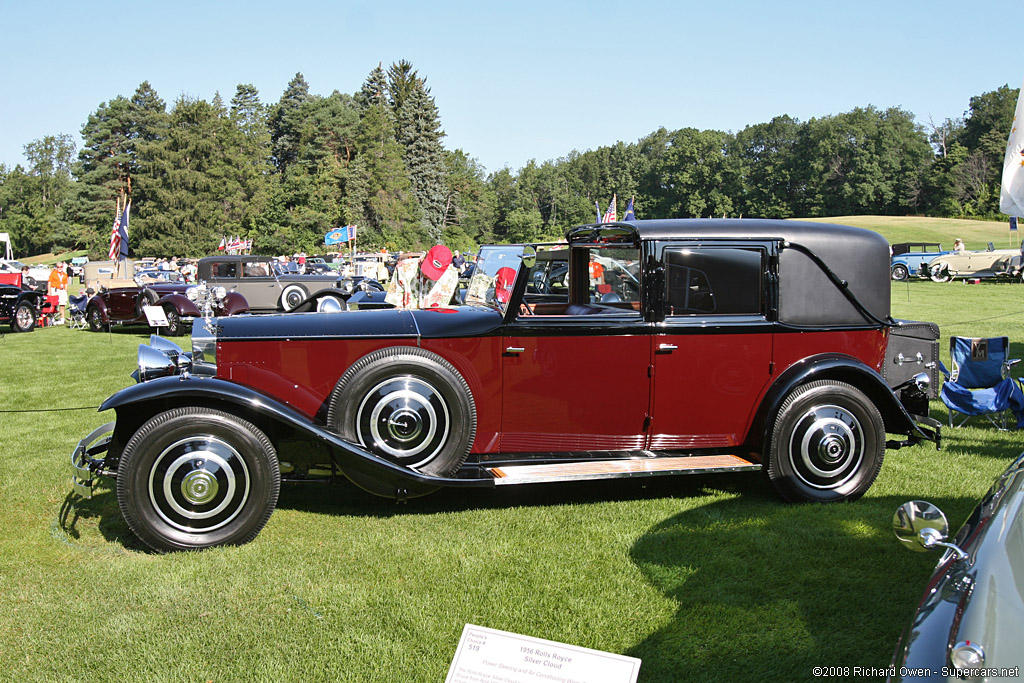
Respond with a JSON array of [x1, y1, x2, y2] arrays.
[[648, 242, 774, 449], [500, 245, 651, 453], [239, 259, 279, 311]]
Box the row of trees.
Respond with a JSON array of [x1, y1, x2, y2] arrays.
[[0, 63, 1019, 258]]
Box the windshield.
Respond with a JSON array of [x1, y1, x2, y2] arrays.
[[465, 245, 527, 312]]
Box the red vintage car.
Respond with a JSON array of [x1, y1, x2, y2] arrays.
[[73, 219, 941, 551]]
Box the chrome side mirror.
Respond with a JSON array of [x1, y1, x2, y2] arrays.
[[893, 500, 968, 561]]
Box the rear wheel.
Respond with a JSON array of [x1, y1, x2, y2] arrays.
[[890, 264, 909, 281], [766, 380, 885, 503], [280, 284, 307, 311], [87, 306, 108, 332], [116, 407, 280, 552]]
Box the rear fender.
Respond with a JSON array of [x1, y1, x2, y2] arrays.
[[750, 355, 926, 453], [99, 376, 489, 489], [220, 291, 249, 315]]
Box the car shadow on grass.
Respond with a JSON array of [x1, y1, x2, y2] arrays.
[[622, 492, 977, 682], [273, 469, 779, 519]]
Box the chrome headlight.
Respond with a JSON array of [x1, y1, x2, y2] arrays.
[[213, 286, 227, 301], [186, 285, 201, 301], [135, 336, 192, 383]]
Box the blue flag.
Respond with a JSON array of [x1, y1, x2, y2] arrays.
[[1011, 216, 1018, 232], [623, 197, 636, 221], [595, 201, 602, 223], [118, 203, 130, 258], [325, 226, 349, 245]]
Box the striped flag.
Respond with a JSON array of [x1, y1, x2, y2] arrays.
[[602, 195, 617, 222], [108, 201, 129, 259]]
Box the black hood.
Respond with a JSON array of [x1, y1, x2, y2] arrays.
[[213, 305, 504, 342]]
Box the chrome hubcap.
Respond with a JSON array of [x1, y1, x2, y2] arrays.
[[357, 376, 451, 468], [148, 436, 250, 533], [789, 404, 863, 490]]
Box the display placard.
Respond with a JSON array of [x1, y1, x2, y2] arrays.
[[445, 624, 640, 683], [142, 305, 168, 328]]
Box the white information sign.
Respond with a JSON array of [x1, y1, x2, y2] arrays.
[[142, 305, 168, 328], [445, 624, 640, 683]]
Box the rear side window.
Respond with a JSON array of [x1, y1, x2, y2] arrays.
[[664, 246, 764, 316]]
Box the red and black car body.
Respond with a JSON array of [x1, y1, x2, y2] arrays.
[[85, 279, 249, 336], [73, 219, 941, 551]]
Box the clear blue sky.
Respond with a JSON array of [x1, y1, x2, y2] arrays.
[[1, 0, 1020, 175]]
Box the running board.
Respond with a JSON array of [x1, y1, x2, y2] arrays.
[[486, 454, 760, 485]]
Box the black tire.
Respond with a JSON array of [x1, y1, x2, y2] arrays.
[[116, 407, 280, 552], [930, 264, 953, 283], [12, 302, 36, 332], [766, 380, 885, 503], [280, 284, 307, 311], [162, 305, 183, 336], [326, 347, 476, 494], [890, 264, 909, 281], [87, 306, 108, 332]]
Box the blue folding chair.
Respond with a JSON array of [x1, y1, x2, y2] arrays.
[[940, 336, 1024, 430]]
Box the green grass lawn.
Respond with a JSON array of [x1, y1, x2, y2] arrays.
[[2, 265, 1023, 680]]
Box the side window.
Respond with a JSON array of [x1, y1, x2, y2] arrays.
[[209, 261, 238, 279], [589, 247, 641, 308], [242, 261, 271, 278], [664, 246, 764, 316]]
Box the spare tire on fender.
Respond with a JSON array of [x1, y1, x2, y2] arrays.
[[326, 347, 477, 487]]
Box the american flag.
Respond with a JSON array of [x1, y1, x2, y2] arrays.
[[108, 204, 123, 259], [602, 195, 617, 222]]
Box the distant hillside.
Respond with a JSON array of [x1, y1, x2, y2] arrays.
[[797, 216, 1017, 251]]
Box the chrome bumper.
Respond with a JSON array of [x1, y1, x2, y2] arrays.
[[70, 422, 116, 498]]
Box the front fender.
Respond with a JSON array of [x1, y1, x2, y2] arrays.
[[751, 354, 930, 452], [220, 291, 249, 315], [157, 293, 200, 317], [99, 376, 490, 489]]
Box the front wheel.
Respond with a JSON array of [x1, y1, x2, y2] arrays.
[[116, 407, 280, 552], [162, 306, 183, 336], [890, 264, 909, 281], [12, 302, 36, 332], [930, 264, 953, 282], [766, 380, 885, 503]]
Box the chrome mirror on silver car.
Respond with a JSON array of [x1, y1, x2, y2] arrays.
[[893, 500, 968, 561]]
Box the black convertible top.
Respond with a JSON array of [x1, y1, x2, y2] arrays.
[[570, 218, 891, 327]]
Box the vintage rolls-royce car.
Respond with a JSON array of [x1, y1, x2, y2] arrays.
[[890, 453, 1024, 680], [196, 255, 385, 313], [73, 219, 942, 551], [85, 276, 249, 336]]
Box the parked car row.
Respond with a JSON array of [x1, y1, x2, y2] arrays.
[[891, 241, 1024, 282]]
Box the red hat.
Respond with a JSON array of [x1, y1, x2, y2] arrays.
[[421, 245, 453, 281], [495, 266, 516, 303]]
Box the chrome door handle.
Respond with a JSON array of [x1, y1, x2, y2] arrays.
[[505, 347, 525, 354], [658, 344, 678, 352]]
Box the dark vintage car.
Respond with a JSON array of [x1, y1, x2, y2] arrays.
[[196, 255, 386, 313], [73, 219, 942, 551], [0, 279, 45, 331], [890, 453, 1024, 680], [85, 275, 249, 336]]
